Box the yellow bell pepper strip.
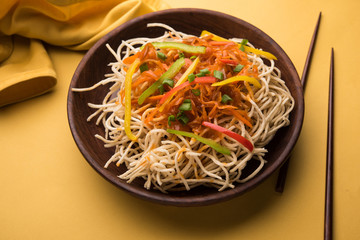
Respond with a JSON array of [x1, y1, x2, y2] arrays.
[[158, 57, 200, 112], [243, 46, 277, 60], [166, 129, 231, 155], [138, 57, 185, 105], [124, 58, 141, 141], [200, 30, 277, 60], [202, 121, 254, 152], [211, 75, 261, 88], [150, 42, 206, 54], [159, 76, 216, 105]]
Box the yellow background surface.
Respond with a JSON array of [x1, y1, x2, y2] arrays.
[[1, 0, 359, 239]]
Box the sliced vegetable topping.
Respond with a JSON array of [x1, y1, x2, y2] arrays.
[[162, 78, 174, 87], [150, 42, 206, 54], [213, 70, 224, 80], [157, 51, 167, 61], [176, 112, 189, 125], [179, 99, 192, 111], [138, 57, 185, 105], [168, 115, 176, 126], [200, 30, 277, 60], [188, 73, 196, 82], [219, 59, 238, 65], [159, 76, 216, 105], [233, 64, 244, 73], [139, 63, 148, 73], [166, 129, 231, 155], [212, 75, 261, 88], [124, 58, 141, 141], [158, 57, 200, 112], [196, 68, 210, 77], [239, 39, 248, 51], [191, 89, 200, 96], [202, 121, 254, 152], [221, 94, 233, 104]]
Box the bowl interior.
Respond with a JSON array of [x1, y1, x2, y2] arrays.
[[67, 8, 304, 206]]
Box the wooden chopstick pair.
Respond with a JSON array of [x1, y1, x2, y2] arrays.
[[273, 11, 335, 240]]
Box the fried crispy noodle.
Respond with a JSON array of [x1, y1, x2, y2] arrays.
[[72, 23, 294, 192]]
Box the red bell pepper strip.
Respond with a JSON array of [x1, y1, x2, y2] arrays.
[[159, 76, 216, 105], [202, 121, 254, 152], [219, 59, 238, 65]]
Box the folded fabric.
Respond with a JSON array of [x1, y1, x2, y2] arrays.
[[0, 0, 168, 107]]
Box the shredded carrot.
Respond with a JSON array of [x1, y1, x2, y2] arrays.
[[124, 32, 260, 136], [143, 108, 159, 125], [227, 109, 252, 128], [123, 52, 140, 65]]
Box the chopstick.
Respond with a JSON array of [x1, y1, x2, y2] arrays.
[[324, 48, 334, 240], [275, 12, 322, 193]]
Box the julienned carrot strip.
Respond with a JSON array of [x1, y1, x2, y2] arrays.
[[148, 95, 164, 101], [201, 30, 277, 60], [123, 52, 140, 65], [144, 108, 158, 124], [228, 109, 252, 128], [131, 95, 164, 104], [244, 81, 255, 101], [209, 41, 237, 46]]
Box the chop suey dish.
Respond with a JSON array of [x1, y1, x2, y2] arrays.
[[73, 23, 294, 192]]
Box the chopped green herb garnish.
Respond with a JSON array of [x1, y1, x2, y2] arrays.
[[221, 94, 233, 104], [139, 63, 148, 73], [188, 73, 196, 82], [196, 68, 211, 77], [233, 64, 244, 73], [239, 39, 248, 51], [168, 115, 176, 126], [177, 113, 189, 125], [190, 55, 197, 60], [179, 99, 192, 111], [196, 68, 210, 77], [213, 70, 224, 80], [162, 79, 174, 87], [158, 84, 165, 94], [191, 89, 200, 96], [157, 51, 167, 61], [179, 52, 185, 58]]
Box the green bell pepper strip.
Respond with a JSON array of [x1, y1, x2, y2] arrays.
[[137, 58, 185, 105], [166, 129, 231, 155], [150, 42, 206, 54]]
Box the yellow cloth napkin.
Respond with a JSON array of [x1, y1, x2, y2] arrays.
[[0, 0, 168, 107]]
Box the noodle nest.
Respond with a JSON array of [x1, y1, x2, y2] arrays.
[[72, 23, 295, 193]]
